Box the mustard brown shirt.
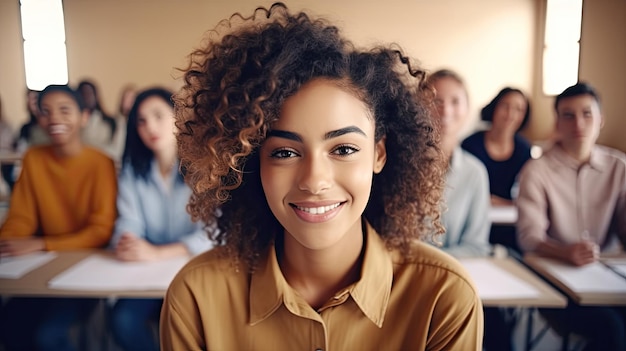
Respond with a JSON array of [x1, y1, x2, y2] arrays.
[[160, 222, 484, 350]]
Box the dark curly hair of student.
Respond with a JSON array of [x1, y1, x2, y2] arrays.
[[175, 2, 446, 270], [481, 87, 531, 132]]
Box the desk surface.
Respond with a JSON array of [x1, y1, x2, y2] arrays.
[[0, 250, 566, 308], [524, 255, 626, 306], [460, 257, 566, 308], [0, 152, 21, 165], [488, 205, 518, 225], [0, 251, 170, 298]]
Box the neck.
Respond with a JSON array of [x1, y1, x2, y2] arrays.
[[154, 145, 178, 177], [485, 128, 514, 143], [54, 139, 83, 158], [279, 223, 364, 310], [561, 142, 592, 164]]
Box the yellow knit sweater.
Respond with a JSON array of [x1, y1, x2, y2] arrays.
[[0, 145, 117, 250]]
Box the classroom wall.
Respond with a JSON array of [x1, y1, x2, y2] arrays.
[[0, 0, 536, 137]]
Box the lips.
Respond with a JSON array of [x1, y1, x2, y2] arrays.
[[49, 124, 69, 135], [289, 201, 345, 223]]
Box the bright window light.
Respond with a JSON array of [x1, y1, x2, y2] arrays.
[[20, 0, 68, 91], [542, 0, 583, 95]]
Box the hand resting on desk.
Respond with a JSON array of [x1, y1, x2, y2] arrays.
[[0, 237, 45, 257], [114, 232, 189, 262]]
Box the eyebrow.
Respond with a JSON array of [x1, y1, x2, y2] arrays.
[[267, 125, 367, 142]]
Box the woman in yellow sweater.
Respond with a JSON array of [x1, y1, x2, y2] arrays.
[[0, 84, 117, 351]]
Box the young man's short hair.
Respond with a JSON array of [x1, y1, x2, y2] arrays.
[[554, 82, 601, 111], [37, 85, 85, 111]]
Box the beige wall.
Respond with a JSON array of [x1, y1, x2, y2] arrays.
[[1, 0, 536, 136]]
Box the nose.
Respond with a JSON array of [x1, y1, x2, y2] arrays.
[[298, 153, 332, 194], [574, 115, 585, 130]]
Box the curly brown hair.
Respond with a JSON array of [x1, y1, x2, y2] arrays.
[[175, 2, 446, 270]]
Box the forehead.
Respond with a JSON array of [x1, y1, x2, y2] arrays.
[[499, 92, 525, 104], [275, 79, 374, 132], [433, 77, 466, 96], [557, 94, 598, 111], [40, 91, 78, 108], [138, 96, 170, 111]]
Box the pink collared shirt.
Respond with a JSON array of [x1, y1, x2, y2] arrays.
[[516, 143, 626, 252]]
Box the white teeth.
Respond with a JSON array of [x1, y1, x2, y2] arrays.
[[49, 125, 68, 134], [296, 203, 341, 215]]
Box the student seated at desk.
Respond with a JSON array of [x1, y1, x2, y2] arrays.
[[159, 4, 484, 350], [0, 85, 117, 351], [109, 88, 213, 351], [428, 70, 518, 351], [517, 82, 626, 351], [427, 69, 491, 258]]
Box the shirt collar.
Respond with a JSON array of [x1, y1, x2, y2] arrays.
[[550, 143, 607, 172], [249, 221, 393, 328]]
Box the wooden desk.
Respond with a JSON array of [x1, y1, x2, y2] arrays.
[[0, 250, 176, 298], [524, 255, 626, 306], [0, 152, 21, 165], [460, 257, 566, 308]]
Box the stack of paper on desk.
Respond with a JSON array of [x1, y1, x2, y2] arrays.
[[0, 252, 57, 279], [460, 260, 540, 300], [48, 254, 188, 290]]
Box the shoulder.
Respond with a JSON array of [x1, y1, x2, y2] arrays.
[[459, 150, 488, 176], [393, 241, 478, 296], [169, 247, 244, 295], [462, 131, 484, 146], [22, 145, 52, 164], [595, 145, 626, 166], [83, 147, 116, 168]]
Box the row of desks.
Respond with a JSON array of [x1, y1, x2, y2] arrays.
[[2, 249, 625, 307]]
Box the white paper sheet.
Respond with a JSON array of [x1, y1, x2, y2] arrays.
[[488, 206, 518, 224], [0, 252, 57, 279], [608, 263, 626, 279], [48, 254, 189, 291], [460, 260, 540, 300], [537, 258, 626, 293]]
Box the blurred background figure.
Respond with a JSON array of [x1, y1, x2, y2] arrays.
[[15, 89, 49, 152], [462, 87, 532, 254], [0, 95, 17, 195], [77, 79, 123, 161], [427, 69, 491, 258], [462, 87, 532, 206], [109, 88, 212, 351]]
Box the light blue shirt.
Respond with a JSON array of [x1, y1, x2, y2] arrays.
[[112, 159, 213, 255], [440, 147, 492, 257]]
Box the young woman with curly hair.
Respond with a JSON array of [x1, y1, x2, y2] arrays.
[[160, 3, 483, 350]]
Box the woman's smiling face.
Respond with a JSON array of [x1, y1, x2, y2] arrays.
[[260, 79, 386, 252]]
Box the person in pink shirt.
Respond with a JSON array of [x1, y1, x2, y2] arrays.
[[517, 82, 626, 351]]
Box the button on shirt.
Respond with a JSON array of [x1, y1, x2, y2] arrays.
[[160, 222, 484, 350], [516, 144, 626, 252]]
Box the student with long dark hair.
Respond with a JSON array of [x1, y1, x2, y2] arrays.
[[109, 88, 212, 351]]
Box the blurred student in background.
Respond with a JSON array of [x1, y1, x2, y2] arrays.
[[429, 69, 517, 351], [77, 79, 124, 161], [462, 87, 532, 253], [109, 88, 213, 351], [462, 87, 532, 206], [0, 84, 117, 351], [427, 69, 491, 257], [0, 95, 17, 192], [517, 82, 626, 351], [15, 89, 50, 151]]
